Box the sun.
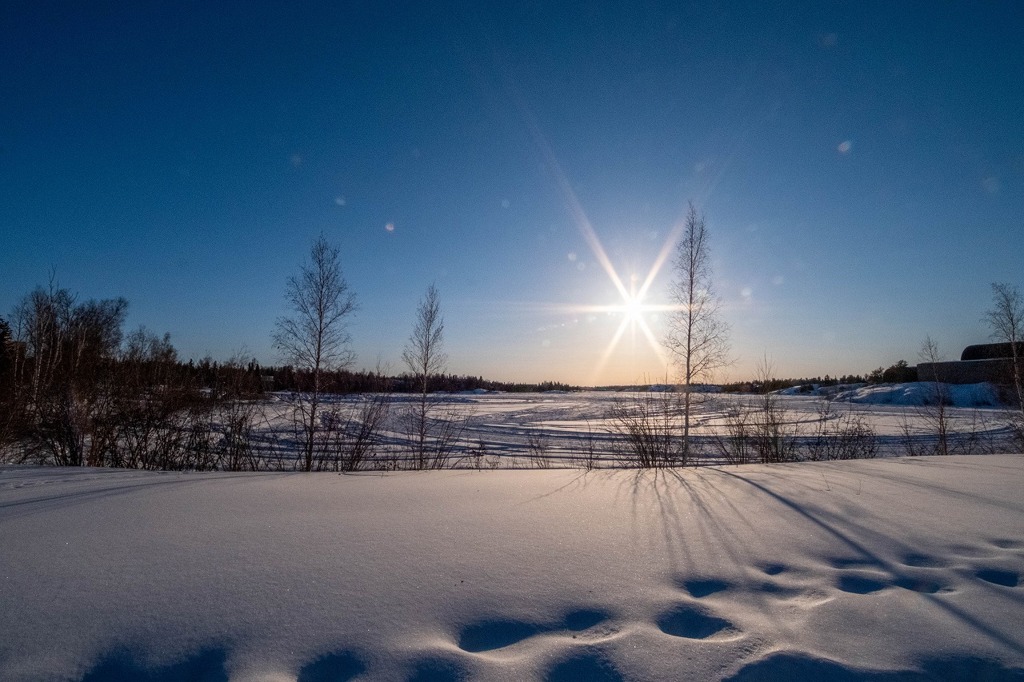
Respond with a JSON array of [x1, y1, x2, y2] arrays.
[[558, 276, 680, 383], [516, 101, 687, 382], [623, 295, 644, 321]]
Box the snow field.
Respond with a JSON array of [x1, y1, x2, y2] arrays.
[[251, 388, 1020, 468], [2, 456, 1023, 680]]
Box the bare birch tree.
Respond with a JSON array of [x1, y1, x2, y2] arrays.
[[985, 282, 1024, 448], [273, 235, 357, 471], [986, 282, 1024, 416], [917, 336, 951, 456], [402, 283, 448, 468], [664, 202, 730, 464]]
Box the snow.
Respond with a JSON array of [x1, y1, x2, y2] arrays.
[[777, 382, 1001, 408], [2, 456, 1024, 681], [777, 383, 867, 397], [834, 382, 1002, 408]]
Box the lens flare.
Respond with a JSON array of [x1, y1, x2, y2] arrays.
[[507, 86, 690, 382]]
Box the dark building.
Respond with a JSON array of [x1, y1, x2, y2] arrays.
[[917, 343, 1020, 385]]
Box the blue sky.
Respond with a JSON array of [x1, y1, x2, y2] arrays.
[[2, 2, 1022, 385]]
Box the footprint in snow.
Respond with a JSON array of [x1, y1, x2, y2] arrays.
[[834, 569, 955, 595], [298, 650, 366, 682], [900, 553, 948, 568], [892, 576, 951, 594], [976, 568, 1020, 588], [457, 620, 541, 653], [456, 608, 612, 653], [835, 574, 889, 595], [656, 603, 740, 641], [677, 577, 731, 598]]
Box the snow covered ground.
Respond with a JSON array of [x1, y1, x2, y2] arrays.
[[252, 386, 1020, 467], [2, 455, 1023, 681]]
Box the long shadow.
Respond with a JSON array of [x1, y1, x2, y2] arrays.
[[726, 651, 1024, 681], [522, 469, 596, 503], [616, 466, 755, 586], [722, 466, 1024, 610], [715, 467, 1024, 657], [854, 467, 1024, 517]]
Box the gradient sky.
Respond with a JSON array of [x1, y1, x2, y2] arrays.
[[3, 2, 1022, 386]]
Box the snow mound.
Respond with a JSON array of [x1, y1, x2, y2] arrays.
[[2, 458, 1023, 680], [777, 383, 866, 397], [834, 382, 1002, 407]]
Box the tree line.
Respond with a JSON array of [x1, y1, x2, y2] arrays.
[[2, 216, 1020, 470], [0, 282, 262, 468]]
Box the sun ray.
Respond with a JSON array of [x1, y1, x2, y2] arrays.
[[512, 95, 631, 302], [591, 314, 632, 384], [637, 218, 687, 300], [506, 90, 698, 381], [636, 316, 668, 365]]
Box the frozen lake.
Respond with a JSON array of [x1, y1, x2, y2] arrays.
[[253, 389, 1022, 469]]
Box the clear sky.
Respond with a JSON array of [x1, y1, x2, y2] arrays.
[[2, 2, 1022, 386]]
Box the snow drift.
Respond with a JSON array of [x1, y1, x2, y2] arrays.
[[2, 456, 1023, 681], [833, 382, 1002, 408]]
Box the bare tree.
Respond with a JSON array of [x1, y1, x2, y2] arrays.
[[0, 317, 18, 458], [986, 282, 1024, 415], [985, 282, 1024, 448], [10, 283, 128, 466], [804, 393, 878, 461], [916, 336, 951, 456], [664, 202, 730, 464], [273, 235, 357, 471], [608, 388, 676, 468], [751, 355, 797, 463], [402, 283, 448, 468], [317, 364, 392, 472]]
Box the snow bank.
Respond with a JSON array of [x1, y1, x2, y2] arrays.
[[2, 457, 1023, 681], [834, 382, 1002, 408], [777, 383, 866, 397]]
